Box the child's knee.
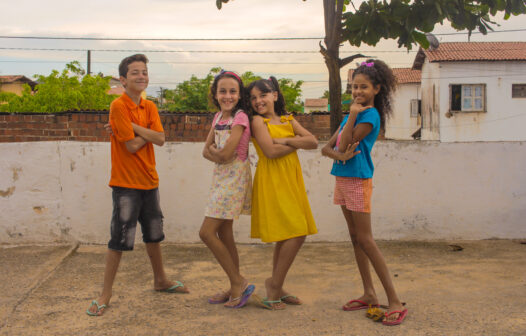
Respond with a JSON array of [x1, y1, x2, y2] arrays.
[[356, 234, 374, 250], [199, 226, 214, 242]]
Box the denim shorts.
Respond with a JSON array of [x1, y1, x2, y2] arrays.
[[108, 187, 165, 251]]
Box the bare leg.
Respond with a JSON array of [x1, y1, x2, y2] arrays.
[[267, 243, 301, 304], [199, 217, 246, 306], [341, 206, 378, 309], [146, 242, 189, 293], [88, 249, 122, 316], [351, 211, 403, 320], [265, 236, 306, 308], [217, 220, 240, 271]]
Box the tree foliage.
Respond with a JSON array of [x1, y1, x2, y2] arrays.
[[217, 0, 526, 132], [0, 61, 116, 113], [162, 68, 304, 113]]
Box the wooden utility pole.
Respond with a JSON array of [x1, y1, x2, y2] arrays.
[[87, 50, 91, 75]]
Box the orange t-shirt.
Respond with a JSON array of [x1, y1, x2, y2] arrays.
[[108, 93, 164, 190]]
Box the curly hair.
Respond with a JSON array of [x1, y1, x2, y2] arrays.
[[118, 54, 148, 78], [208, 70, 248, 117], [352, 59, 397, 129], [245, 76, 287, 116]]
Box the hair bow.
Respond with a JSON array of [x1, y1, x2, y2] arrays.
[[360, 62, 374, 67]]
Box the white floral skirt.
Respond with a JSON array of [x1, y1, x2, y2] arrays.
[[204, 158, 252, 220]]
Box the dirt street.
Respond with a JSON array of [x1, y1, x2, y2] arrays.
[[1, 240, 525, 335]]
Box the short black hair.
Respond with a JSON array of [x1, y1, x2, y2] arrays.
[[118, 54, 148, 78]]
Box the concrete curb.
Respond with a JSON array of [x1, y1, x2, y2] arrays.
[[0, 242, 80, 330]]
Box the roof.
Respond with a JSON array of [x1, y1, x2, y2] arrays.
[[304, 98, 328, 107], [107, 87, 125, 95], [0, 75, 37, 86], [412, 42, 526, 70], [347, 68, 421, 85]]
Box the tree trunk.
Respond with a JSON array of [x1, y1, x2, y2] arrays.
[[325, 48, 342, 135]]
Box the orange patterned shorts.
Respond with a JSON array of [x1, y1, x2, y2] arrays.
[[333, 176, 373, 213]]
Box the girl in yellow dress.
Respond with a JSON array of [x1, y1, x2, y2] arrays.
[[247, 77, 318, 310]]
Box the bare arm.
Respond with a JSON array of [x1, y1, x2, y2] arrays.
[[202, 126, 223, 163], [338, 103, 373, 153], [273, 118, 318, 149], [132, 123, 165, 146], [321, 128, 361, 163], [251, 116, 296, 159], [208, 124, 244, 162]]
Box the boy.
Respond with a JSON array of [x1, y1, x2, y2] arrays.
[[87, 54, 188, 317]]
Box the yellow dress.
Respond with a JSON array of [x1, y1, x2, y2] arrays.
[[251, 115, 318, 242]]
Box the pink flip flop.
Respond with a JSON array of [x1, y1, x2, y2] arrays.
[[382, 308, 408, 326], [342, 299, 379, 311]]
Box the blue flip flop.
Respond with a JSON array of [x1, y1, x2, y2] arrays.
[[157, 280, 187, 293], [225, 284, 255, 309], [86, 300, 107, 316]]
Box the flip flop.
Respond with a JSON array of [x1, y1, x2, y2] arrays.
[[86, 300, 107, 316], [208, 291, 230, 304], [382, 308, 408, 326], [280, 295, 302, 305], [224, 284, 255, 309], [157, 280, 187, 293], [342, 299, 379, 311], [252, 294, 286, 310]]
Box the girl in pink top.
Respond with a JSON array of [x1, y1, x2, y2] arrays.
[[199, 70, 254, 308]]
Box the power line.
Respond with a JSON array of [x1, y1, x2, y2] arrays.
[[0, 29, 524, 41], [0, 47, 417, 53]]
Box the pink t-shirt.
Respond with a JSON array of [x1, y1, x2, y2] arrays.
[[212, 110, 251, 162]]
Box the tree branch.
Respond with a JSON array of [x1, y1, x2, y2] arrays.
[[339, 54, 369, 68]]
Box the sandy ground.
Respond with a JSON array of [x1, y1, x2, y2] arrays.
[[1, 240, 525, 336]]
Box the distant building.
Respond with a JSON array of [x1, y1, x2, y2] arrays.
[[304, 98, 328, 113], [0, 75, 38, 96], [413, 42, 526, 142], [107, 77, 125, 96]]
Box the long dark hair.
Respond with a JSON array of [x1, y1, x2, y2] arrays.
[[209, 70, 248, 116], [246, 76, 286, 116], [352, 59, 397, 129]]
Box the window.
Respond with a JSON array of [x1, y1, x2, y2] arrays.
[[450, 84, 485, 112], [512, 84, 526, 98]]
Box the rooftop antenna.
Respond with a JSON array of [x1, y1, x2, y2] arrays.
[[425, 33, 440, 51]]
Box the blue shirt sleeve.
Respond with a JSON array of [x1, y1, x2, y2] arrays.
[[355, 108, 379, 129]]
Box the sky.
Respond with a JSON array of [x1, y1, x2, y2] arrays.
[[1, 0, 525, 100]]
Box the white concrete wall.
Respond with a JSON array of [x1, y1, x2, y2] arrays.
[[2, 141, 526, 244], [420, 62, 441, 141], [385, 83, 420, 140], [437, 62, 526, 142]]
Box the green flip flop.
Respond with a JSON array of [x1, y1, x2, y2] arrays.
[[157, 280, 187, 293], [86, 300, 107, 316]]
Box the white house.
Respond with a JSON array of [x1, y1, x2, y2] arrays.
[[412, 42, 526, 142], [385, 68, 422, 140], [304, 98, 328, 113]]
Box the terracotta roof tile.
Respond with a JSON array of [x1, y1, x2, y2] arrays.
[[347, 68, 421, 84], [0, 75, 36, 85], [413, 42, 526, 69], [107, 87, 125, 95], [304, 98, 328, 107]]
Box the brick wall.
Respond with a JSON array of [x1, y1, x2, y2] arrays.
[[0, 112, 332, 142]]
